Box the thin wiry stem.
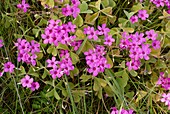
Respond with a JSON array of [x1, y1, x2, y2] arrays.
[[2, 40, 24, 114]]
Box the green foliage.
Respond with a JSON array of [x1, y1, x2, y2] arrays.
[[0, 0, 170, 113]]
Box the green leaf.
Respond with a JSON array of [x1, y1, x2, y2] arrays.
[[95, 0, 101, 10], [144, 63, 152, 75], [128, 69, 138, 77], [62, 89, 68, 97], [52, 47, 58, 56], [116, 71, 129, 88], [104, 86, 114, 96], [136, 91, 147, 103], [123, 10, 135, 19], [123, 28, 134, 33], [47, 0, 54, 8], [32, 28, 40, 38], [19, 66, 26, 76], [37, 52, 43, 60], [54, 89, 61, 100], [116, 78, 126, 88], [114, 70, 124, 76], [93, 78, 100, 91], [147, 57, 157, 63], [73, 94, 81, 102], [85, 12, 99, 25], [81, 40, 94, 52], [97, 88, 102, 99], [76, 38, 87, 55], [80, 74, 92, 82], [101, 7, 113, 18], [122, 71, 129, 82], [14, 34, 23, 38], [150, 48, 160, 58], [96, 78, 107, 87], [75, 29, 86, 40], [108, 16, 117, 24], [32, 104, 41, 109], [81, 10, 93, 13], [151, 71, 158, 85], [38, 18, 48, 26], [42, 68, 49, 79], [47, 45, 53, 54], [70, 52, 79, 64], [108, 0, 116, 7], [101, 0, 109, 7], [79, 1, 88, 12], [131, 3, 143, 13], [47, 45, 58, 56], [73, 15, 84, 27], [156, 59, 167, 69], [106, 54, 113, 68], [125, 92, 134, 99], [46, 89, 54, 97], [24, 35, 34, 41], [28, 67, 39, 77], [57, 43, 69, 50], [70, 67, 79, 78]]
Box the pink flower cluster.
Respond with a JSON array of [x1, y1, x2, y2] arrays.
[[119, 30, 160, 71], [62, 0, 80, 18], [84, 24, 115, 46], [111, 107, 134, 114], [0, 62, 15, 77], [130, 10, 149, 23], [150, 0, 170, 8], [47, 50, 74, 79], [84, 45, 110, 76], [71, 40, 82, 51], [17, 0, 30, 13], [41, 19, 77, 46], [157, 72, 170, 90], [15, 39, 40, 66], [160, 93, 170, 110], [0, 39, 3, 48], [21, 75, 40, 91]]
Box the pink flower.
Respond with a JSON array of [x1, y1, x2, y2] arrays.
[[0, 71, 4, 77], [153, 0, 165, 7], [167, 9, 170, 14], [104, 35, 115, 46], [71, 0, 80, 6], [161, 93, 170, 110], [48, 19, 60, 28], [30, 40, 40, 54], [126, 60, 140, 71], [62, 5, 72, 17], [157, 72, 170, 90], [17, 0, 30, 13], [0, 39, 3, 48], [29, 82, 40, 91], [71, 40, 82, 51], [152, 40, 160, 49], [130, 15, 138, 24], [138, 10, 149, 20], [110, 107, 134, 114], [97, 24, 110, 36], [46, 57, 58, 68], [21, 75, 33, 88], [84, 45, 110, 76], [145, 29, 158, 40], [4, 62, 15, 73], [84, 26, 98, 40], [139, 44, 151, 60], [129, 47, 141, 60]]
